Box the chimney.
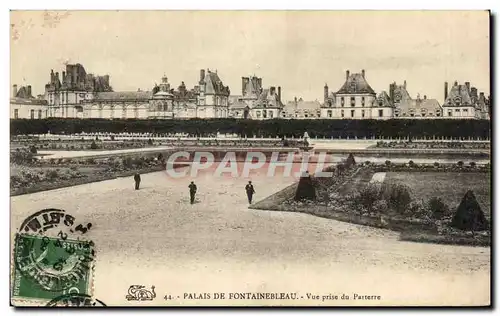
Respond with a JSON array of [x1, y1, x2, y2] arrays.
[[278, 86, 281, 102], [12, 84, 18, 97], [270, 86, 276, 95], [361, 69, 365, 78], [424, 95, 427, 100], [27, 85, 32, 98], [471, 87, 478, 98], [199, 69, 205, 82], [324, 84, 328, 103], [465, 82, 470, 92], [454, 81, 458, 86], [346, 70, 350, 80], [242, 77, 247, 95], [294, 96, 297, 104], [389, 83, 394, 102], [444, 82, 448, 101], [404, 80, 407, 89], [62, 71, 66, 82], [55, 72, 60, 81]]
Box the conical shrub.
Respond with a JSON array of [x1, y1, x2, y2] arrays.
[[450, 190, 489, 231], [294, 172, 316, 201], [346, 153, 356, 167]]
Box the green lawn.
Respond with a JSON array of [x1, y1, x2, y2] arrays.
[[384, 172, 491, 216]]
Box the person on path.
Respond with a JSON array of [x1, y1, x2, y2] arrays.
[[245, 181, 256, 204], [189, 181, 197, 204], [134, 173, 141, 190]]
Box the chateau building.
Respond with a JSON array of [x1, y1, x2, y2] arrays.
[[321, 70, 392, 119], [14, 63, 490, 121], [441, 81, 490, 119], [10, 84, 48, 119], [228, 75, 284, 119], [43, 64, 230, 119]]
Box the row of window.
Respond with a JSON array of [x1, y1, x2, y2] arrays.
[[326, 109, 384, 118], [340, 96, 366, 107], [13, 109, 43, 119], [255, 110, 274, 118]]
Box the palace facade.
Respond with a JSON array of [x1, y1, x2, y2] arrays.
[[11, 62, 490, 121]]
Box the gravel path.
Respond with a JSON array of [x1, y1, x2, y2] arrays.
[[10, 168, 490, 306]]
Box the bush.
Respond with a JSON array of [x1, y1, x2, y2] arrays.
[[147, 138, 153, 145], [46, 169, 59, 180], [408, 160, 415, 167], [385, 160, 391, 166], [358, 184, 381, 211], [469, 161, 476, 168], [86, 158, 96, 165], [11, 149, 34, 165], [409, 200, 431, 218], [457, 161, 464, 168], [122, 157, 133, 169], [428, 197, 449, 220], [90, 141, 98, 150], [383, 183, 412, 214], [434, 162, 440, 168], [372, 199, 388, 214], [29, 146, 38, 154]]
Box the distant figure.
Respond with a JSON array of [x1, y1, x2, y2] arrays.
[[134, 173, 141, 190], [188, 181, 197, 204], [245, 181, 256, 204]]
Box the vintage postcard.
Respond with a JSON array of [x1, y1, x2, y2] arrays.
[[9, 10, 491, 307]]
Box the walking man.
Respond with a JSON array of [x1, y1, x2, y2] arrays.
[[134, 172, 141, 190], [245, 181, 255, 204], [189, 181, 197, 204]]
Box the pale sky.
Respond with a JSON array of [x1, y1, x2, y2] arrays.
[[10, 11, 490, 103]]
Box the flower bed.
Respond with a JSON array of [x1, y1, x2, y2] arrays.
[[10, 154, 170, 196], [251, 161, 491, 247]]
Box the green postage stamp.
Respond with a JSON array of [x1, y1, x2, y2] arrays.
[[12, 234, 95, 302]]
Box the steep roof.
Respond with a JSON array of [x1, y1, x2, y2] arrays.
[[375, 91, 394, 107], [15, 86, 33, 99], [392, 84, 412, 103], [94, 91, 152, 101], [336, 73, 376, 95], [397, 97, 441, 113], [444, 82, 473, 106], [253, 89, 283, 108], [204, 70, 230, 96]]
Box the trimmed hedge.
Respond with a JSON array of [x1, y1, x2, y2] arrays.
[[10, 118, 491, 138]]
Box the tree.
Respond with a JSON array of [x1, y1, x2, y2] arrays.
[[450, 190, 489, 232], [90, 141, 98, 150]]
